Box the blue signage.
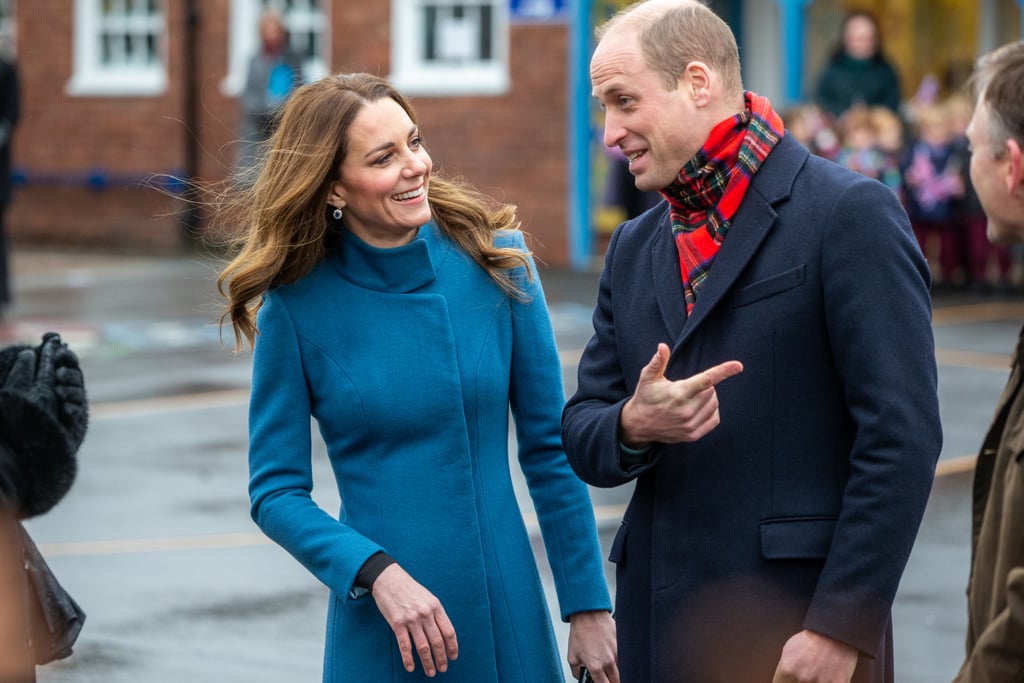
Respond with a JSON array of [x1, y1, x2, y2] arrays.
[[510, 0, 568, 21]]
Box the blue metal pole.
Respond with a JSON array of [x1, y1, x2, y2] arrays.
[[777, 0, 812, 106], [568, 0, 592, 271]]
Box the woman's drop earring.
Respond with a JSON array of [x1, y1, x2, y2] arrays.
[[333, 207, 344, 220]]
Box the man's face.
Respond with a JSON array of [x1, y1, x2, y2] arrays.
[[966, 100, 1024, 244], [590, 28, 704, 192]]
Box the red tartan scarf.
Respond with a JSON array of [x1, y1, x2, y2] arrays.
[[659, 92, 784, 314]]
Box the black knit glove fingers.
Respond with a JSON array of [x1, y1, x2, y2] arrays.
[[1, 341, 58, 418], [52, 345, 87, 451]]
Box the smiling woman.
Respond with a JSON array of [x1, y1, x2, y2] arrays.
[[325, 98, 433, 248], [211, 72, 618, 683]]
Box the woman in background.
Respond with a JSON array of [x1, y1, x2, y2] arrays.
[[815, 10, 902, 120]]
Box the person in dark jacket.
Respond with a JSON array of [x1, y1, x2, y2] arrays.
[[0, 48, 18, 315], [564, 1, 941, 681], [0, 333, 88, 682], [815, 10, 902, 120], [953, 40, 1024, 683]]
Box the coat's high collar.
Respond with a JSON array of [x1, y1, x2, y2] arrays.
[[331, 222, 449, 293]]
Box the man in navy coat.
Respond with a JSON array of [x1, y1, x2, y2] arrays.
[[562, 1, 942, 681]]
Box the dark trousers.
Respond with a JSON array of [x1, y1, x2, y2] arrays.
[[964, 214, 1012, 284], [912, 217, 963, 285]]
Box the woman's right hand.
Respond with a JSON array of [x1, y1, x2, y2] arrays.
[[371, 563, 458, 676]]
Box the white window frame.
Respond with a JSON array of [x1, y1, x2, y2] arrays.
[[222, 0, 328, 97], [67, 0, 167, 97], [391, 0, 510, 96]]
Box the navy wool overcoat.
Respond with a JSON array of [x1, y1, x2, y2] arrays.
[[563, 134, 943, 683]]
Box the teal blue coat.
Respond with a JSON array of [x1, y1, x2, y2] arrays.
[[248, 223, 611, 682]]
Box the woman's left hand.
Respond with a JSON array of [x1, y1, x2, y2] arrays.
[[567, 610, 618, 683]]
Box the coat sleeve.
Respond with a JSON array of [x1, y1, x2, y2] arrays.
[[954, 567, 1024, 682], [248, 293, 384, 602], [506, 233, 612, 621], [562, 226, 661, 489], [803, 176, 943, 655]]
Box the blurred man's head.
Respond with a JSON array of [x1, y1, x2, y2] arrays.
[[966, 41, 1024, 244], [259, 10, 287, 53]]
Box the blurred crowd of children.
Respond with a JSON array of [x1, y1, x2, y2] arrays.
[[784, 91, 1016, 294]]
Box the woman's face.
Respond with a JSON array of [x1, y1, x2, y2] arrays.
[[328, 97, 433, 248], [843, 15, 878, 60]]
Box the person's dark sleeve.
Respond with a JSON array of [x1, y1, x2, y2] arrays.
[[354, 552, 396, 591], [802, 173, 941, 656]]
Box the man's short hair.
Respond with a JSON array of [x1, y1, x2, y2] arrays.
[[969, 41, 1024, 151], [598, 0, 743, 96]]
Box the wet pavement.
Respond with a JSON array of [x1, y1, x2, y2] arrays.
[[3, 246, 1017, 682]]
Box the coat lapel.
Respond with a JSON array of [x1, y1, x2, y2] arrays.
[[650, 207, 688, 343]]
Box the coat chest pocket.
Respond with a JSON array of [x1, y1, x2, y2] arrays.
[[759, 516, 836, 560], [734, 264, 806, 308]]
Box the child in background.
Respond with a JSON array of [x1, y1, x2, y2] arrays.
[[835, 106, 902, 194], [871, 105, 906, 191], [901, 101, 966, 289], [782, 103, 839, 160]]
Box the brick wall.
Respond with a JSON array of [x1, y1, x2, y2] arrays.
[[6, 4, 574, 265]]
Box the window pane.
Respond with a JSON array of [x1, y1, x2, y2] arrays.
[[425, 6, 437, 61], [480, 5, 491, 60], [391, 0, 508, 95], [420, 3, 498, 65], [96, 0, 162, 68]]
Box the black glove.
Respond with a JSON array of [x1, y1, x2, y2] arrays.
[[3, 339, 59, 416], [0, 333, 88, 518], [47, 333, 88, 451]]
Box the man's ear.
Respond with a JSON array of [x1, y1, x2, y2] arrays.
[[680, 61, 713, 107], [1006, 138, 1023, 197]]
